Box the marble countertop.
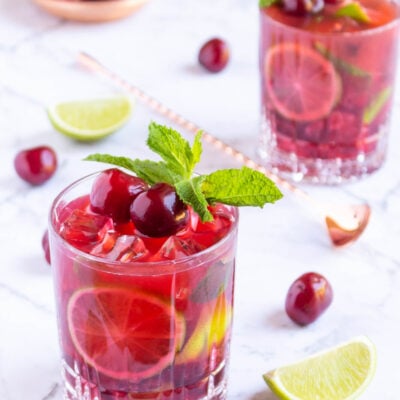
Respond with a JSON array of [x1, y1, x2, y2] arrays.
[[1, 1, 400, 399]]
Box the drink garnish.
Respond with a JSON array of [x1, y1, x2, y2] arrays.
[[335, 2, 371, 23], [314, 42, 370, 78], [363, 86, 392, 124], [85, 122, 283, 221]]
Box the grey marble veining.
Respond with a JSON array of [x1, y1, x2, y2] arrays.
[[1, 0, 400, 399]]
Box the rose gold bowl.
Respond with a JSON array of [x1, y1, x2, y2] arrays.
[[33, 0, 149, 23]]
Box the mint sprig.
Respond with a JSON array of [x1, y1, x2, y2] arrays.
[[85, 122, 283, 221]]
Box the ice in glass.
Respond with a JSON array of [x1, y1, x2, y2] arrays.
[[49, 171, 238, 400], [259, 0, 400, 183]]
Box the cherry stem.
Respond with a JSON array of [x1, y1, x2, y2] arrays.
[[77, 51, 371, 247]]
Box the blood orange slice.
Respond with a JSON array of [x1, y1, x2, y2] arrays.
[[264, 43, 340, 122], [67, 287, 185, 381]]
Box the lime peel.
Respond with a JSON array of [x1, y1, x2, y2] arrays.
[[47, 96, 133, 141], [263, 336, 377, 400]]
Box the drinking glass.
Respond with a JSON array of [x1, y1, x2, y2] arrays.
[[48, 172, 238, 400], [258, 4, 400, 184]]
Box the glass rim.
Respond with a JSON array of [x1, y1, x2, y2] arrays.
[[259, 5, 400, 38], [48, 171, 239, 275]]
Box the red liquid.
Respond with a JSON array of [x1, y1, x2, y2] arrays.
[[50, 179, 238, 400], [259, 0, 400, 182]]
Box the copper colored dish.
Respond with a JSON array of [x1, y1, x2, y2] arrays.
[[33, 0, 149, 22]]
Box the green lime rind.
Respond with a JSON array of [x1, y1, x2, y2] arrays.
[[47, 96, 132, 141], [335, 2, 371, 24], [263, 336, 377, 400], [363, 86, 392, 125], [314, 42, 370, 78], [259, 0, 278, 8]]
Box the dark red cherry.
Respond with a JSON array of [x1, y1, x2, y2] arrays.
[[285, 272, 333, 326], [282, 0, 324, 15], [14, 146, 57, 185], [130, 183, 189, 237], [198, 38, 230, 73], [90, 168, 148, 223]]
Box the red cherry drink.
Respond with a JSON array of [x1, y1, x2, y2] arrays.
[[49, 171, 238, 400], [259, 0, 400, 183]]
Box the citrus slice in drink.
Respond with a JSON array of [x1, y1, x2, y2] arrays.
[[264, 43, 340, 122], [67, 287, 185, 381], [263, 336, 376, 400], [47, 96, 132, 141]]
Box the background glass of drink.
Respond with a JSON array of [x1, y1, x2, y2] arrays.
[[258, 1, 400, 184], [49, 172, 238, 400]]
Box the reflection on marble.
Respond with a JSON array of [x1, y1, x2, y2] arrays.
[[1, 0, 400, 399]]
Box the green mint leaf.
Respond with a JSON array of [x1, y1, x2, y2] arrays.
[[175, 176, 213, 222], [363, 86, 392, 124], [201, 166, 283, 207], [259, 0, 279, 8], [84, 154, 180, 185], [335, 3, 371, 24], [314, 42, 370, 78], [147, 122, 201, 179], [84, 153, 140, 172]]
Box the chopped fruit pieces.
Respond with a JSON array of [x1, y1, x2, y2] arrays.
[[14, 146, 57, 185], [285, 272, 333, 325]]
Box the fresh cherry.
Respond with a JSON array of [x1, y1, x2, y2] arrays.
[[198, 38, 230, 73], [90, 168, 148, 223], [285, 272, 333, 326], [14, 146, 57, 185], [130, 183, 189, 237], [282, 0, 324, 15]]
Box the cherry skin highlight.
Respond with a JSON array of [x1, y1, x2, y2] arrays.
[[90, 168, 148, 223], [14, 146, 58, 185], [285, 272, 333, 326], [198, 38, 230, 73], [130, 183, 189, 237]]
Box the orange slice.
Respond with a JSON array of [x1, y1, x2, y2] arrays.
[[67, 287, 185, 381], [264, 43, 340, 122]]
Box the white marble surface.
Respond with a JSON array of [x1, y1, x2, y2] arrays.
[[1, 1, 400, 399]]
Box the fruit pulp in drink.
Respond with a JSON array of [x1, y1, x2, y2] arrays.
[[49, 177, 238, 400], [259, 0, 400, 181]]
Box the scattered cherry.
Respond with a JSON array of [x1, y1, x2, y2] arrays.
[[14, 146, 58, 185], [282, 0, 324, 15], [198, 38, 230, 73], [42, 230, 51, 265], [285, 272, 333, 326], [90, 168, 148, 223], [130, 183, 189, 237]]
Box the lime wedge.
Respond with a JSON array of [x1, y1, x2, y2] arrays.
[[47, 96, 133, 141], [263, 336, 377, 400]]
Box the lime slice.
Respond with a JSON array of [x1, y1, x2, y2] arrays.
[[263, 336, 376, 400], [264, 43, 340, 122], [67, 287, 185, 381], [47, 96, 132, 141]]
